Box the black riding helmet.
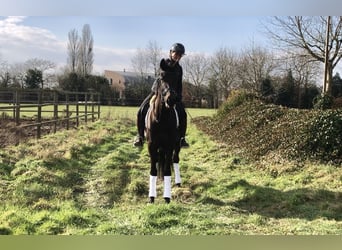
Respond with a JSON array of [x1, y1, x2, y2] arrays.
[[170, 43, 185, 55]]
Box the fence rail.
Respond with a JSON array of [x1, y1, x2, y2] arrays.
[[0, 88, 101, 139]]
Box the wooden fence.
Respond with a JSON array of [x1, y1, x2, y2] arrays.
[[0, 88, 101, 139]]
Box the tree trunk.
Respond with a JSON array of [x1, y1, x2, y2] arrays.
[[325, 62, 333, 96]]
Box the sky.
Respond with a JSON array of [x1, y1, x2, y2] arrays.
[[0, 16, 270, 74], [0, 0, 342, 75]]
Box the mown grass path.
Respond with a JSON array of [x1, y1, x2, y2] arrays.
[[0, 107, 341, 235]]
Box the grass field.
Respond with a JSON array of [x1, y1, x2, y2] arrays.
[[0, 106, 341, 235]]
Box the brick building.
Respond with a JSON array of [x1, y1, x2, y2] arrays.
[[104, 70, 155, 100]]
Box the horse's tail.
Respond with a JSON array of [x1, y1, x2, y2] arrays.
[[157, 150, 166, 180], [157, 161, 163, 180]]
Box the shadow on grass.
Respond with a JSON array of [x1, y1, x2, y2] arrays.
[[226, 179, 342, 221]]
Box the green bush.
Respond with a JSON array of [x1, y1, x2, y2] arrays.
[[304, 110, 342, 161], [194, 94, 342, 164], [216, 90, 257, 117], [313, 94, 333, 110]]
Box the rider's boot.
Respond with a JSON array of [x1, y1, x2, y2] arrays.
[[180, 137, 189, 148]]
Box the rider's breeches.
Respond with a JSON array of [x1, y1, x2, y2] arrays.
[[175, 102, 187, 138]]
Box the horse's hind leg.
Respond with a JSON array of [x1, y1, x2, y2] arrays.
[[163, 176, 171, 203], [173, 146, 181, 187], [173, 163, 181, 187]]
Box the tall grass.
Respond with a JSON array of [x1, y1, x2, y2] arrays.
[[0, 106, 341, 235]]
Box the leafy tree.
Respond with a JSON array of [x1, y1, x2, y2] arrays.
[[24, 69, 43, 89], [260, 78, 274, 97], [332, 72, 342, 97], [275, 69, 296, 107], [84, 75, 114, 105], [58, 72, 84, 91], [300, 84, 320, 109]]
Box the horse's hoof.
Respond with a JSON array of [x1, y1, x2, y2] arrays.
[[164, 197, 170, 204], [149, 197, 155, 204], [176, 183, 181, 187]]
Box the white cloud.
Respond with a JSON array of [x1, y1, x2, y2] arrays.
[[0, 16, 133, 74], [0, 16, 65, 63]]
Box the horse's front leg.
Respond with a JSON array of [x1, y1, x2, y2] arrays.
[[163, 151, 173, 204], [148, 144, 158, 203]]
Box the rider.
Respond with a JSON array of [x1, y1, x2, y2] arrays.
[[133, 42, 189, 148]]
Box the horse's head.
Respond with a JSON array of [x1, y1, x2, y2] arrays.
[[148, 79, 178, 126], [159, 81, 177, 108]]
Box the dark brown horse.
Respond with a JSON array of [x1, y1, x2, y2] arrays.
[[145, 80, 181, 203]]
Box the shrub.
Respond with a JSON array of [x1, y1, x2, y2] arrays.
[[216, 90, 257, 117], [303, 110, 342, 162], [313, 94, 333, 110]]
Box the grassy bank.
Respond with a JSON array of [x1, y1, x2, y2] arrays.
[[0, 106, 341, 235]]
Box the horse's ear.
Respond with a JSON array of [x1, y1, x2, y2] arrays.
[[160, 59, 167, 71]]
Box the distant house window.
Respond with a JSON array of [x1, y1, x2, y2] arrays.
[[110, 78, 113, 85]]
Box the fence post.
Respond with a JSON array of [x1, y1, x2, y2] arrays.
[[37, 90, 42, 139], [91, 93, 95, 122], [84, 93, 88, 124], [53, 90, 58, 133], [15, 89, 20, 125], [97, 94, 101, 119], [66, 93, 69, 130], [76, 93, 79, 127]]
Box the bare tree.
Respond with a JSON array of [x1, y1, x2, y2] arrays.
[[78, 24, 94, 76], [237, 44, 276, 93], [9, 62, 28, 88], [67, 28, 79, 73], [131, 40, 162, 76], [209, 47, 238, 100], [0, 60, 11, 87], [131, 47, 149, 78], [265, 16, 342, 95], [146, 40, 162, 77], [25, 58, 55, 72], [182, 53, 210, 107]]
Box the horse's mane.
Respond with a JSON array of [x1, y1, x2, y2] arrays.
[[150, 82, 163, 123], [145, 80, 163, 133]]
